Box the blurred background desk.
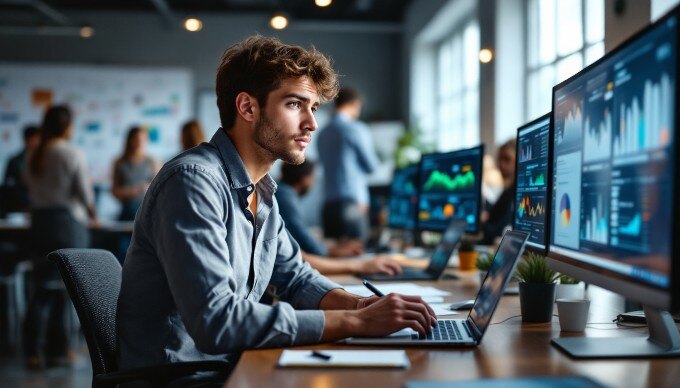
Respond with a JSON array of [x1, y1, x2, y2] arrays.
[[226, 274, 680, 388]]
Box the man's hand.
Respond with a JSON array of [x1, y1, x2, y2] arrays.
[[321, 293, 437, 342], [354, 257, 402, 275]]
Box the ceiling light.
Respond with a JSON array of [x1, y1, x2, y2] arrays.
[[184, 17, 203, 32], [270, 14, 288, 30], [479, 48, 493, 63], [80, 26, 94, 38], [315, 0, 332, 7]]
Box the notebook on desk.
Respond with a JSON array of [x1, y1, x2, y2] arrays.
[[345, 230, 529, 346], [358, 219, 466, 281]]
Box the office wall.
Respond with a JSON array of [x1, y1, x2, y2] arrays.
[[0, 10, 402, 122]]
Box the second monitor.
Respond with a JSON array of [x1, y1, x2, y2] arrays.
[[417, 145, 484, 233]]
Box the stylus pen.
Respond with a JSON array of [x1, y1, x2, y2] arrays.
[[363, 279, 385, 297]]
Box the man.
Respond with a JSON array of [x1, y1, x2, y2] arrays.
[[276, 160, 403, 275], [317, 87, 379, 241], [117, 36, 436, 383], [480, 139, 517, 244], [2, 125, 39, 212]]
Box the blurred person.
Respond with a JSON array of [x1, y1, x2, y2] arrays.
[[276, 160, 403, 276], [2, 125, 40, 212], [317, 87, 379, 241], [481, 154, 504, 209], [479, 139, 517, 244], [23, 105, 97, 369], [112, 126, 160, 221], [181, 119, 206, 151]]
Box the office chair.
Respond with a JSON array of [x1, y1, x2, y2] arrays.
[[47, 249, 229, 387]]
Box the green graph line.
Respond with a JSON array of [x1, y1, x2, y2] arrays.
[[423, 170, 475, 192]]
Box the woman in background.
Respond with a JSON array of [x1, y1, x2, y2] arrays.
[[112, 126, 159, 221], [180, 119, 205, 151], [23, 105, 97, 368]]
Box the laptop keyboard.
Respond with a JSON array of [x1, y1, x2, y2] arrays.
[[411, 319, 467, 341]]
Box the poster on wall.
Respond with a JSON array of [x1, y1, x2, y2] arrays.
[[0, 63, 193, 184]]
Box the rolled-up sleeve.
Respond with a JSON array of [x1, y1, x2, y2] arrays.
[[267, 214, 342, 341], [149, 167, 334, 354]]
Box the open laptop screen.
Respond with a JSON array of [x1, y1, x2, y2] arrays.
[[426, 219, 467, 275], [468, 231, 529, 339]]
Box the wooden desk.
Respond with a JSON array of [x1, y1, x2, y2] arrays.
[[226, 275, 680, 388]]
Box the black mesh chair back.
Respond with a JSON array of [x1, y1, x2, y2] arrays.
[[47, 249, 121, 376]]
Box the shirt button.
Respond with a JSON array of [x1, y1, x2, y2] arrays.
[[246, 186, 253, 192]]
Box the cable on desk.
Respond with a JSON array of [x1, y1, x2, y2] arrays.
[[490, 315, 522, 325]]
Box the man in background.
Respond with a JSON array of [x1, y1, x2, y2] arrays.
[[317, 87, 379, 241], [3, 125, 40, 212], [480, 139, 517, 244], [276, 160, 403, 276]]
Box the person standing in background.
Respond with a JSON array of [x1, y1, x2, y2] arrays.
[[479, 139, 517, 245], [2, 125, 40, 212], [112, 126, 160, 221], [317, 87, 379, 241], [180, 119, 206, 151], [23, 105, 97, 369], [276, 160, 403, 276]]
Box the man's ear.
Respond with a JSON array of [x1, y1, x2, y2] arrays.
[[235, 92, 259, 123]]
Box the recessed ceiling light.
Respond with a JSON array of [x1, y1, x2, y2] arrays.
[[80, 26, 94, 38], [184, 17, 203, 32], [270, 14, 288, 30], [479, 48, 493, 64], [315, 0, 332, 7]]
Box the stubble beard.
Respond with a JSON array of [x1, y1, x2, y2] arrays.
[[254, 112, 306, 165]]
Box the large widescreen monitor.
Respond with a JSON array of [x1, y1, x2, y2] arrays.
[[513, 113, 552, 253], [548, 7, 680, 358], [417, 145, 484, 233], [388, 164, 419, 230]]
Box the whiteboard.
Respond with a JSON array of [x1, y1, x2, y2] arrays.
[[0, 63, 193, 183]]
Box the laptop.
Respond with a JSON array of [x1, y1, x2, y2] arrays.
[[346, 230, 529, 346], [359, 219, 467, 281]]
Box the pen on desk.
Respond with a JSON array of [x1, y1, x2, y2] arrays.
[[362, 279, 385, 297], [310, 351, 332, 361]]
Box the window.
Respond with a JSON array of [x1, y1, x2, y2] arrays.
[[526, 0, 605, 120], [435, 21, 480, 150]]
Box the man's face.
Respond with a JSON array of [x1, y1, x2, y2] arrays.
[[254, 76, 320, 165], [25, 134, 40, 150], [497, 148, 516, 181], [298, 173, 315, 197]]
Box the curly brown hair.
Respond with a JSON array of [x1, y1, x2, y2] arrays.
[[216, 35, 339, 130]]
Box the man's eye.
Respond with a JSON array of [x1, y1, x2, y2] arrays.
[[288, 101, 301, 108], [311, 107, 318, 113]]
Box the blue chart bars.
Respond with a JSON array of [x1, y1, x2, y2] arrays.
[[514, 115, 551, 251], [550, 15, 677, 289]]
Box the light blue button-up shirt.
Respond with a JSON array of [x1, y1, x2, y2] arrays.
[[317, 113, 379, 206], [117, 128, 341, 371]]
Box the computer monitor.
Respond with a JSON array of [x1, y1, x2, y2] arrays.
[[417, 145, 484, 233], [513, 113, 552, 254], [548, 7, 680, 358], [388, 164, 419, 230]]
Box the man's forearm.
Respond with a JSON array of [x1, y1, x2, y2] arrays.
[[318, 288, 361, 310]]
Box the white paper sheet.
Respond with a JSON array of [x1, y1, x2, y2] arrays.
[[278, 350, 410, 368], [342, 282, 451, 298]]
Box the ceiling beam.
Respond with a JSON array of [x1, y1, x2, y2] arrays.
[[148, 0, 179, 29], [0, 0, 74, 26]]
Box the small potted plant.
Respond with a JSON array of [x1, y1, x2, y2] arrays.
[[556, 274, 585, 300], [458, 239, 478, 271], [476, 253, 493, 284], [515, 251, 560, 322]]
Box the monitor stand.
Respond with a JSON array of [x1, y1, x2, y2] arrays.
[[551, 306, 680, 358]]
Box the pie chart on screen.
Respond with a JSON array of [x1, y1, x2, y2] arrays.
[[560, 194, 571, 228]]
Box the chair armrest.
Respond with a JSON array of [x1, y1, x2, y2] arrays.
[[94, 360, 230, 387]]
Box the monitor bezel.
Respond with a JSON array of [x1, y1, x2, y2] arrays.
[[513, 112, 553, 255], [547, 6, 680, 312], [387, 163, 421, 231], [416, 144, 485, 234]]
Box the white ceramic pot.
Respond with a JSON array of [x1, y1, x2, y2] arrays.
[[555, 283, 585, 300]]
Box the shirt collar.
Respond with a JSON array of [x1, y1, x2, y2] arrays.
[[209, 128, 277, 195]]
